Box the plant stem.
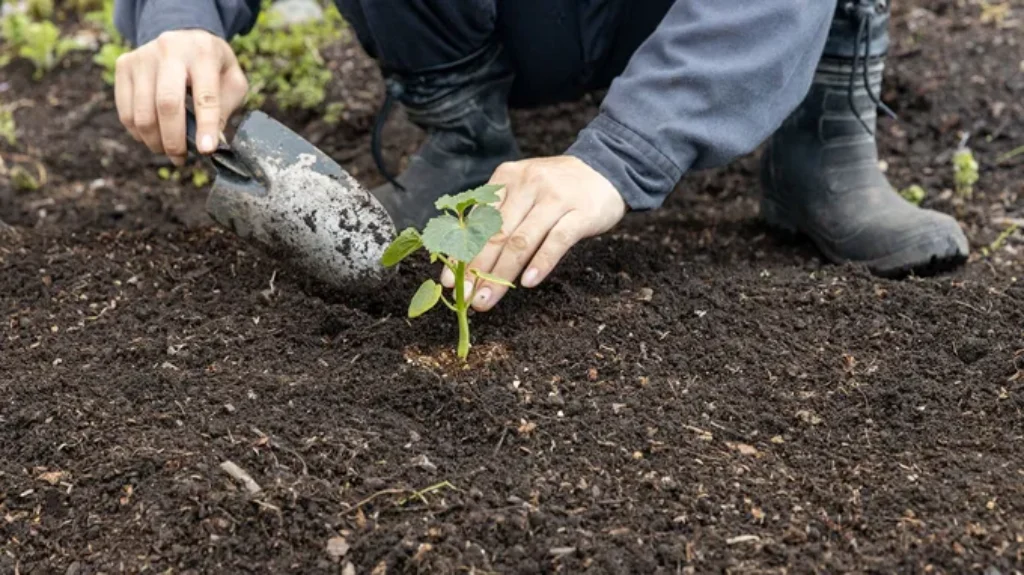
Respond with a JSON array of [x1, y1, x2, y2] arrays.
[[453, 260, 471, 359]]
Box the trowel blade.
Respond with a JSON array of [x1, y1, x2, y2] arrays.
[[204, 110, 396, 289]]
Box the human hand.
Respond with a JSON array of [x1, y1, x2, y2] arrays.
[[441, 156, 627, 311], [115, 30, 248, 166]]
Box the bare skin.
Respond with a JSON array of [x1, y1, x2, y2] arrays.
[[441, 156, 627, 311], [114, 32, 626, 308], [114, 30, 248, 166]]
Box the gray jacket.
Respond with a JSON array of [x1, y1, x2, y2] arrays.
[[114, 0, 834, 212]]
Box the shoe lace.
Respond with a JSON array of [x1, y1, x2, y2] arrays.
[[846, 0, 898, 135], [371, 78, 405, 191]]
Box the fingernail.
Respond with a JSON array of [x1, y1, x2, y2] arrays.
[[522, 268, 539, 288], [474, 288, 491, 305], [463, 280, 474, 296], [200, 135, 215, 153], [441, 268, 454, 288]]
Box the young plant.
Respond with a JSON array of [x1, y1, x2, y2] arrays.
[[94, 41, 128, 84], [18, 20, 85, 79], [0, 107, 15, 146], [953, 147, 979, 199], [899, 184, 926, 206], [230, 0, 345, 111], [380, 184, 511, 359]]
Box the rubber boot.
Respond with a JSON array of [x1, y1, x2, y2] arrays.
[[369, 43, 521, 230], [760, 0, 968, 277]]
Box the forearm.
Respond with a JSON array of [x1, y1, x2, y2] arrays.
[[566, 0, 835, 211], [114, 0, 262, 46]]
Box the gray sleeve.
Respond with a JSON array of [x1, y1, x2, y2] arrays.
[[565, 0, 835, 211], [114, 0, 261, 46]]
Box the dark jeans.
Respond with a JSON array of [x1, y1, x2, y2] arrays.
[[334, 0, 675, 107]]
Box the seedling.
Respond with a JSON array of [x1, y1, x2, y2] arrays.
[[380, 184, 511, 359], [94, 41, 129, 85], [953, 146, 979, 199], [899, 184, 925, 206], [981, 223, 1019, 258], [0, 107, 15, 146], [17, 20, 85, 79]]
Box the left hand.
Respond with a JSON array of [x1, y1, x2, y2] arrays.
[[441, 155, 627, 312]]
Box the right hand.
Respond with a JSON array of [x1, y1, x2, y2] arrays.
[[115, 30, 248, 166]]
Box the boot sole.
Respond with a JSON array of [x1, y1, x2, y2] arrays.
[[759, 198, 968, 279]]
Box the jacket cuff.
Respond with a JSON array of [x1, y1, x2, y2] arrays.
[[565, 113, 692, 211], [137, 0, 227, 46]]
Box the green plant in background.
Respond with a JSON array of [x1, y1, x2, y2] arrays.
[[19, 19, 85, 79], [93, 41, 128, 84], [230, 0, 345, 110], [86, 0, 131, 85], [953, 147, 979, 199], [27, 0, 55, 20], [380, 184, 510, 359], [899, 184, 926, 206], [0, 107, 16, 146], [981, 223, 1020, 258], [0, 12, 30, 67], [324, 102, 345, 125]]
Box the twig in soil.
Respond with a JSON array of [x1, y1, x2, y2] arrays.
[[61, 93, 106, 131], [493, 427, 510, 457], [345, 480, 459, 515], [397, 480, 458, 506], [220, 460, 262, 494], [996, 145, 1024, 164]]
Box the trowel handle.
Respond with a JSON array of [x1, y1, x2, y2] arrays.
[[184, 106, 253, 181]]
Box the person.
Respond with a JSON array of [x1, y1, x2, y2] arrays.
[[111, 0, 969, 314]]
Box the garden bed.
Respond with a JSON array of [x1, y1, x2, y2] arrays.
[[2, 1, 1023, 573]]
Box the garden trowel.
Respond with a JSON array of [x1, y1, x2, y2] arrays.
[[184, 105, 397, 289]]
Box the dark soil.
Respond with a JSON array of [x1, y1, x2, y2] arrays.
[[3, 2, 1024, 573]]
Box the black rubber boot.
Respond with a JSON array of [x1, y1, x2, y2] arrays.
[[369, 43, 521, 230], [760, 0, 968, 277]]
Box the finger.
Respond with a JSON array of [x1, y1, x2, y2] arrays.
[[521, 210, 586, 288], [156, 57, 188, 165], [471, 202, 569, 312], [219, 62, 249, 131], [458, 175, 535, 285], [189, 56, 222, 153], [132, 61, 163, 154], [114, 53, 140, 141]]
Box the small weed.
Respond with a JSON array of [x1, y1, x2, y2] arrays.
[[981, 223, 1019, 258], [191, 168, 210, 188], [953, 147, 979, 199], [996, 145, 1024, 165], [381, 184, 508, 359], [157, 167, 180, 181], [0, 107, 15, 146], [978, 1, 1011, 26], [899, 184, 926, 206], [93, 42, 128, 84], [324, 102, 345, 125], [10, 165, 40, 191]]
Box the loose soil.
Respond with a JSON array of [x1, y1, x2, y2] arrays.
[[3, 2, 1024, 573]]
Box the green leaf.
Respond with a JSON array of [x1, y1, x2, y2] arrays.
[[380, 227, 423, 267], [408, 279, 442, 318], [470, 269, 515, 288], [421, 205, 502, 262], [434, 183, 504, 214]]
